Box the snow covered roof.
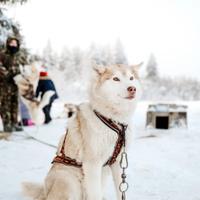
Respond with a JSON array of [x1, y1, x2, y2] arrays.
[[147, 103, 188, 113]]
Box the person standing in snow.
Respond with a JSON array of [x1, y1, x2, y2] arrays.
[[0, 36, 27, 133], [35, 70, 58, 124]]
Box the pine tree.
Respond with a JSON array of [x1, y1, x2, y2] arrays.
[[59, 46, 72, 71], [42, 40, 58, 69], [101, 45, 114, 65], [0, 9, 29, 63], [88, 43, 102, 64], [70, 47, 83, 80], [0, 0, 27, 4], [0, 9, 21, 48], [146, 53, 159, 80], [113, 39, 128, 64]]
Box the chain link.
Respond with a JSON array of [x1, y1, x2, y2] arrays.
[[119, 146, 129, 200]]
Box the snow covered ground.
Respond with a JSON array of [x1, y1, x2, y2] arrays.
[[0, 101, 200, 200]]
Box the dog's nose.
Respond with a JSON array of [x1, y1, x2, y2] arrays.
[[127, 86, 136, 93]]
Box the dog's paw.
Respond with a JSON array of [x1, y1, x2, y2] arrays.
[[64, 103, 78, 118]]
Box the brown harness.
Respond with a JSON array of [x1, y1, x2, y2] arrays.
[[52, 130, 82, 168], [52, 110, 128, 168]]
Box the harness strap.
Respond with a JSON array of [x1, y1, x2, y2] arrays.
[[60, 130, 68, 155], [94, 110, 128, 166], [52, 155, 82, 168], [52, 130, 82, 168], [93, 110, 120, 134], [52, 111, 128, 168]]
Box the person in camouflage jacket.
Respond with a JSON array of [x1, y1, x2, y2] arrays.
[[0, 36, 27, 133]]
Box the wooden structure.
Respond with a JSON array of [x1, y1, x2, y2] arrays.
[[146, 103, 188, 129]]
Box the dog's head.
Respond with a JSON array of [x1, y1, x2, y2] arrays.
[[19, 62, 40, 94], [90, 63, 143, 116], [20, 63, 40, 84]]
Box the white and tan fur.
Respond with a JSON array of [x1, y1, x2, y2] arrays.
[[15, 63, 55, 125], [22, 63, 142, 200]]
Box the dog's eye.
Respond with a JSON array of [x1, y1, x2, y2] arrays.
[[113, 77, 120, 81], [130, 76, 134, 80]]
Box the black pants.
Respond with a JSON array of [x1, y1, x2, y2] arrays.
[[42, 96, 56, 124]]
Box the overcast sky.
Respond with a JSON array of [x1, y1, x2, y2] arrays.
[[5, 0, 200, 79]]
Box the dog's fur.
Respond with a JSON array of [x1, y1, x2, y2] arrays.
[[22, 63, 142, 200], [16, 63, 55, 125]]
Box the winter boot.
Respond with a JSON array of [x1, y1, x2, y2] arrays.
[[27, 119, 34, 126], [13, 124, 23, 132]]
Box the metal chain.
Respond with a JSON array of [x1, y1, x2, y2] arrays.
[[119, 145, 129, 200]]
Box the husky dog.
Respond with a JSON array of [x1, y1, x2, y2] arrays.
[[15, 63, 55, 125], [23, 63, 142, 200]]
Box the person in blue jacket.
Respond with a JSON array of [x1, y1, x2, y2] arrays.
[[35, 71, 58, 124]]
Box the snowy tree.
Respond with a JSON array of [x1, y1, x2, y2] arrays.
[[59, 46, 72, 71], [72, 47, 82, 66], [0, 9, 29, 66], [88, 43, 115, 65], [146, 53, 159, 80], [0, 9, 21, 48], [70, 47, 84, 81], [141, 75, 200, 101], [0, 0, 27, 4], [100, 45, 115, 65], [42, 40, 58, 70], [39, 40, 200, 101], [113, 39, 128, 64], [88, 43, 103, 64], [60, 47, 77, 82], [58, 46, 85, 82]]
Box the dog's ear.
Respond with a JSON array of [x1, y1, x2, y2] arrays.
[[92, 62, 106, 75], [130, 62, 143, 71]]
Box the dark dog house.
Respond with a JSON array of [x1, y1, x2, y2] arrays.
[[146, 103, 188, 129]]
